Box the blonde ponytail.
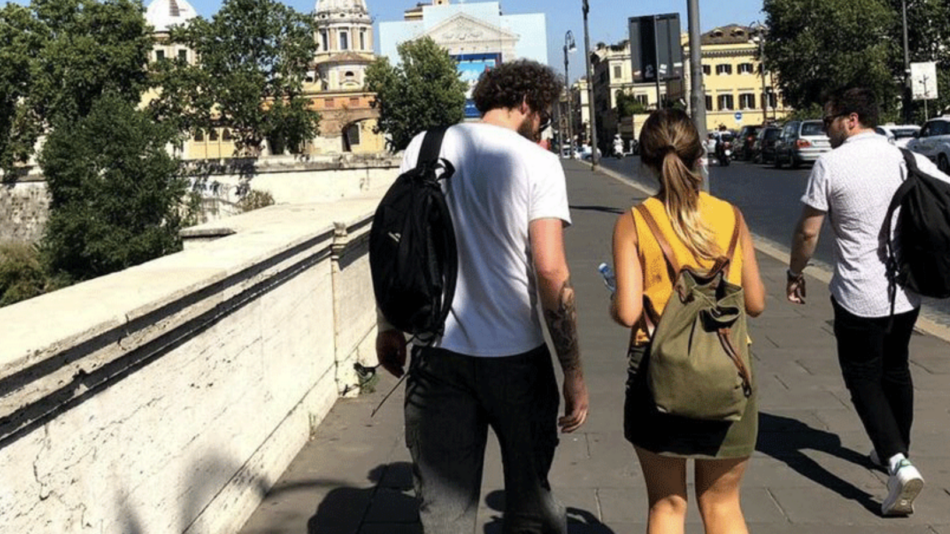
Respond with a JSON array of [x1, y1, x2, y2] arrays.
[[639, 110, 720, 261]]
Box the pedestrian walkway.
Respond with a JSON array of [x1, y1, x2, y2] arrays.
[[238, 160, 950, 534]]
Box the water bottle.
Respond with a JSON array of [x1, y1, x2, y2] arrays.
[[598, 262, 616, 293]]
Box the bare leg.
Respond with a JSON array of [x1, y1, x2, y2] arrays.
[[695, 456, 750, 534], [635, 446, 688, 534]]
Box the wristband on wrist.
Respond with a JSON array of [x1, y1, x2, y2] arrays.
[[787, 268, 803, 281]]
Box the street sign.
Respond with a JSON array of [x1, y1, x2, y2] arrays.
[[629, 14, 683, 83], [735, 112, 743, 123], [911, 62, 938, 101]]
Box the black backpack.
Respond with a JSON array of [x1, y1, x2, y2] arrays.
[[883, 148, 950, 312], [369, 127, 458, 340]]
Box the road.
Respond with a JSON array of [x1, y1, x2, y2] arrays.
[[597, 155, 950, 325]]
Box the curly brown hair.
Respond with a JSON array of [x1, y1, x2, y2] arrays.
[[472, 60, 562, 115]]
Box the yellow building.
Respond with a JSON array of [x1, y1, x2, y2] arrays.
[[682, 25, 792, 131]]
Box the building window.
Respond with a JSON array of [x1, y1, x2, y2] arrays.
[[739, 93, 756, 109], [320, 30, 328, 51], [718, 94, 734, 110], [340, 31, 349, 50], [613, 65, 622, 80], [178, 49, 187, 62], [155, 50, 165, 62], [360, 30, 366, 50], [346, 123, 360, 146], [636, 94, 648, 105], [738, 63, 754, 74], [209, 129, 219, 141], [194, 130, 204, 142], [705, 95, 714, 111], [716, 64, 732, 75], [222, 129, 232, 141], [763, 91, 778, 108], [702, 64, 711, 76]]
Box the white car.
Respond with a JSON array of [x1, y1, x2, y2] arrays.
[[905, 117, 950, 173], [875, 124, 920, 148]]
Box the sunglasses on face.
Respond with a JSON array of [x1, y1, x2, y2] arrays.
[[822, 112, 850, 130]]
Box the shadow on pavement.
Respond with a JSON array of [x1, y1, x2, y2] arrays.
[[307, 462, 418, 534], [756, 412, 881, 515], [482, 490, 617, 534]]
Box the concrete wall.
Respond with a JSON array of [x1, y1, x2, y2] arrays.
[[0, 155, 400, 243], [0, 174, 49, 244], [0, 198, 380, 533]]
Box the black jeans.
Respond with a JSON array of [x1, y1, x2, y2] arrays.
[[832, 297, 920, 461], [404, 344, 565, 534]]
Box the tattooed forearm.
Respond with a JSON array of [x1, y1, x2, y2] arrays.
[[543, 279, 581, 373]]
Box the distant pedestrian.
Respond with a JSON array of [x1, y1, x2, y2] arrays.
[[611, 109, 766, 533], [375, 60, 589, 534], [786, 87, 949, 515]]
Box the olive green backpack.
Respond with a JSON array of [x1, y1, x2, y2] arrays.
[[634, 204, 753, 422]]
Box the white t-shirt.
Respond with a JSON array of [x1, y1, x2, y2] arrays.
[[399, 122, 572, 356], [801, 132, 950, 317]]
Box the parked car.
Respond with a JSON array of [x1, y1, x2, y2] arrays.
[[735, 125, 763, 161], [579, 145, 602, 161], [752, 126, 782, 164], [906, 117, 950, 173], [875, 124, 920, 148], [774, 120, 831, 168]]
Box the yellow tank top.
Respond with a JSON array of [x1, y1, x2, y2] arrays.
[[631, 192, 744, 345]]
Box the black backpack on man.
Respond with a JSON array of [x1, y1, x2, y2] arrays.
[[883, 148, 950, 312], [369, 127, 458, 340]]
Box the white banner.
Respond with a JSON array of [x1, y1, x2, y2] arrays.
[[911, 62, 938, 101]]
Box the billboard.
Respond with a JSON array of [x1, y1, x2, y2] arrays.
[[455, 53, 501, 118], [911, 61, 938, 101], [629, 14, 683, 83]]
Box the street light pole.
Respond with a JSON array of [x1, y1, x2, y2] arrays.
[[583, 0, 599, 169], [564, 30, 577, 159], [902, 0, 912, 123], [687, 0, 708, 191], [752, 22, 767, 124]]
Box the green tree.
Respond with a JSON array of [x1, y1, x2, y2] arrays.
[[40, 93, 186, 281], [616, 91, 648, 117], [0, 0, 153, 175], [763, 0, 897, 112], [150, 0, 320, 155], [365, 37, 466, 152]]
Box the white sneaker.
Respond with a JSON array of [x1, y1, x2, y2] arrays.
[[882, 459, 924, 516]]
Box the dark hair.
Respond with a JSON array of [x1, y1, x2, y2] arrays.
[[472, 60, 561, 115], [824, 87, 880, 128]]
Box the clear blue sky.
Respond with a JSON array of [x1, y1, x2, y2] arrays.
[[9, 0, 766, 82]]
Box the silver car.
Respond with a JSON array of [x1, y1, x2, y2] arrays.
[[774, 120, 832, 168]]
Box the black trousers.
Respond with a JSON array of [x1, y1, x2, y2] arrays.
[[832, 298, 920, 461], [404, 344, 566, 534]]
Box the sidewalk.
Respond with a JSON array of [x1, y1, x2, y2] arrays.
[[238, 159, 950, 534]]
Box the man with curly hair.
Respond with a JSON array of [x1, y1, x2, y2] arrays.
[[375, 59, 588, 533]]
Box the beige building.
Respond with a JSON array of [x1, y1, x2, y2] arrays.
[[570, 77, 591, 145], [143, 0, 385, 159], [682, 25, 792, 132]]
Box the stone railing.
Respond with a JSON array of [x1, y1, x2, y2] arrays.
[[0, 198, 380, 533]]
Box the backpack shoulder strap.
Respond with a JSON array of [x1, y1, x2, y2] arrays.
[[721, 205, 742, 279], [417, 126, 450, 166], [635, 203, 680, 281]]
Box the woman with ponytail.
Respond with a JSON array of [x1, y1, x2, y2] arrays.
[[610, 109, 766, 534]]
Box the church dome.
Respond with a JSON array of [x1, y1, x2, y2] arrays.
[[146, 0, 198, 33], [314, 0, 369, 16]]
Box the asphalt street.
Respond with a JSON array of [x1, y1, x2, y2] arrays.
[[598, 155, 950, 326]]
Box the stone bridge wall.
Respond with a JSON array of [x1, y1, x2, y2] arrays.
[[0, 199, 380, 533]]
